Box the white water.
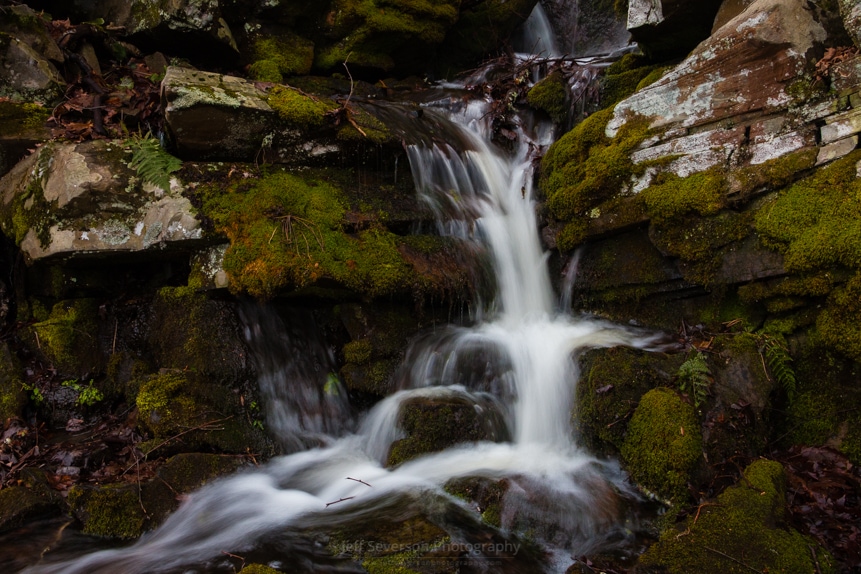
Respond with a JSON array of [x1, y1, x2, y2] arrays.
[[25, 62, 662, 574]]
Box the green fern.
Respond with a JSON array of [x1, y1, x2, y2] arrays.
[[677, 351, 711, 408], [759, 333, 797, 402], [127, 133, 181, 190]]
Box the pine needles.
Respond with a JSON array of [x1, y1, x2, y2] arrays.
[[127, 132, 181, 190]]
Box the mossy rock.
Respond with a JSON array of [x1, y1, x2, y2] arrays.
[[0, 485, 58, 534], [816, 270, 861, 363], [341, 358, 400, 395], [620, 387, 703, 502], [147, 285, 250, 384], [444, 476, 506, 527], [781, 344, 861, 464], [67, 483, 146, 539], [135, 370, 264, 455], [576, 347, 683, 453], [387, 398, 497, 466], [23, 299, 101, 378], [0, 341, 26, 422], [248, 32, 315, 83], [527, 71, 568, 123], [0, 100, 50, 139], [639, 459, 836, 574], [239, 565, 280, 574]]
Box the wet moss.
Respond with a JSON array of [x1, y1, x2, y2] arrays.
[[729, 148, 817, 197], [67, 484, 145, 539], [0, 100, 50, 137], [387, 399, 489, 466], [527, 71, 568, 123], [783, 343, 861, 463], [25, 299, 100, 377], [266, 85, 337, 130], [577, 348, 682, 453], [602, 66, 660, 109], [341, 358, 400, 395], [640, 460, 835, 574], [248, 34, 315, 83], [239, 565, 280, 574], [641, 169, 727, 225], [344, 339, 373, 364], [620, 387, 702, 502], [755, 150, 861, 273], [135, 371, 205, 439], [542, 108, 651, 223], [198, 170, 447, 300]]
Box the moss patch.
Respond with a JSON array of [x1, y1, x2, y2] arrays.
[[24, 299, 100, 377], [620, 387, 702, 502], [640, 460, 835, 574], [67, 483, 145, 539], [0, 342, 26, 422], [0, 100, 50, 138], [266, 85, 337, 130], [248, 33, 315, 83], [0, 485, 56, 533], [527, 71, 568, 123]]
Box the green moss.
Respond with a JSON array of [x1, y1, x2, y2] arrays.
[[67, 484, 145, 539], [0, 342, 26, 422], [602, 66, 659, 108], [816, 271, 861, 362], [636, 66, 671, 90], [577, 348, 682, 452], [0, 100, 50, 137], [641, 169, 726, 225], [729, 148, 817, 197], [555, 220, 588, 252], [781, 344, 861, 464], [387, 399, 489, 466], [527, 71, 568, 123], [344, 339, 373, 364], [755, 150, 861, 273], [249, 34, 315, 82], [542, 108, 651, 222], [341, 358, 399, 395], [240, 565, 280, 574], [26, 299, 100, 377], [135, 371, 205, 439], [266, 85, 337, 130], [337, 106, 394, 144], [0, 143, 57, 247], [620, 387, 702, 502], [640, 460, 835, 574], [198, 170, 444, 300]]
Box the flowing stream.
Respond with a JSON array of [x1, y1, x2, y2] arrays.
[[23, 9, 662, 573]]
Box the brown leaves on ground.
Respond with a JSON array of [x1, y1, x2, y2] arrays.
[[778, 446, 861, 571]]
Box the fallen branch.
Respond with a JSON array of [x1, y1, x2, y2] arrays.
[[325, 496, 355, 508], [346, 477, 372, 488]]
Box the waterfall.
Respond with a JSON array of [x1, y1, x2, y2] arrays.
[[24, 55, 664, 574]]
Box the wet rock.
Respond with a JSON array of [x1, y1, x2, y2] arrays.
[[0, 32, 64, 104], [387, 396, 504, 466], [0, 485, 58, 533], [0, 140, 202, 263], [0, 100, 52, 178], [840, 0, 861, 49], [639, 459, 833, 573], [67, 483, 145, 539]]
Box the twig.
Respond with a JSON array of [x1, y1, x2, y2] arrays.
[[112, 318, 118, 355], [122, 415, 233, 474], [221, 550, 245, 569], [346, 477, 372, 488], [675, 502, 719, 539], [325, 496, 355, 508], [704, 546, 761, 573], [808, 544, 822, 574]]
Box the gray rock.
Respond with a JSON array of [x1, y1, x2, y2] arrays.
[[0, 33, 64, 104]]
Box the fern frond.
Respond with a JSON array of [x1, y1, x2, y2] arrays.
[[677, 351, 711, 408], [760, 334, 797, 402], [127, 133, 181, 190]]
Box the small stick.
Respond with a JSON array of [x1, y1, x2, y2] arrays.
[[112, 318, 118, 354], [346, 477, 372, 487], [325, 496, 355, 508], [704, 546, 761, 574]]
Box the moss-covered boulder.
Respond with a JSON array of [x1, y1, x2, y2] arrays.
[[0, 100, 51, 178], [247, 32, 315, 82], [527, 71, 569, 124], [387, 397, 501, 466], [620, 387, 702, 502], [0, 484, 58, 533], [576, 347, 683, 453], [0, 32, 64, 105], [134, 370, 265, 455], [22, 299, 101, 378], [67, 483, 146, 539], [639, 459, 835, 573]]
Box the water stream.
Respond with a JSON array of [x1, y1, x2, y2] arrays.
[[22, 8, 662, 573]]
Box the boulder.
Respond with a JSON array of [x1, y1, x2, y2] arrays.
[[0, 140, 202, 263], [0, 32, 64, 104], [626, 0, 724, 60]]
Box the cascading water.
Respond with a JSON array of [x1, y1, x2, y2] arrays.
[[23, 35, 663, 574]]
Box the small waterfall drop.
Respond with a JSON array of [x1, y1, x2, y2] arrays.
[[24, 45, 663, 574]]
